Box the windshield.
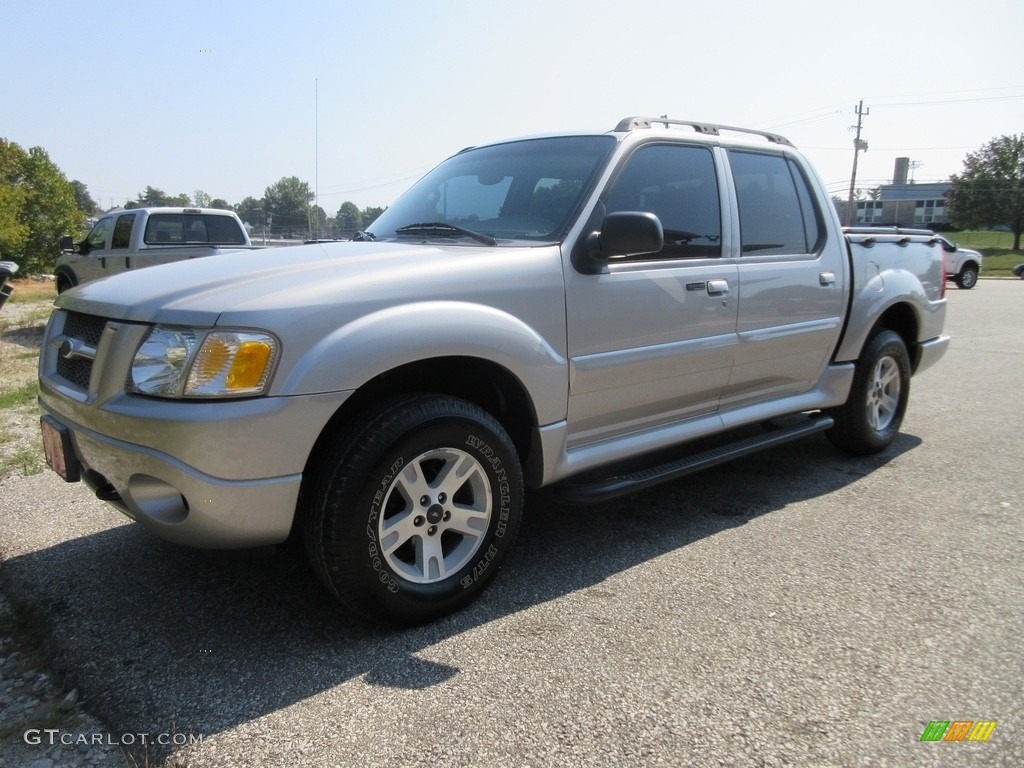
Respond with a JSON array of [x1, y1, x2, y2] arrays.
[[367, 135, 616, 244]]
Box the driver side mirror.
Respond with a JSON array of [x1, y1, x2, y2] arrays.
[[573, 211, 664, 274]]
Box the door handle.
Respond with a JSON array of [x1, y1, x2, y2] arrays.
[[706, 279, 730, 295], [819, 272, 836, 286]]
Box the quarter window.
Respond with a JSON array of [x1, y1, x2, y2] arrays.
[[729, 151, 822, 255], [604, 144, 722, 258]]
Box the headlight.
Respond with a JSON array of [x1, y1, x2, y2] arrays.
[[130, 326, 279, 398]]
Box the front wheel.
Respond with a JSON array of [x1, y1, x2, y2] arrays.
[[956, 265, 978, 289], [302, 395, 524, 625], [826, 330, 911, 455]]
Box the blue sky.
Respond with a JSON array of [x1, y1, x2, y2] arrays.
[[3, 0, 1021, 214]]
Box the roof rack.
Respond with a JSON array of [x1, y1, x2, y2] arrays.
[[616, 116, 793, 147]]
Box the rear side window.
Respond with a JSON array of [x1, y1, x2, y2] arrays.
[[144, 214, 246, 245], [604, 144, 721, 258], [728, 151, 822, 255], [111, 214, 136, 249]]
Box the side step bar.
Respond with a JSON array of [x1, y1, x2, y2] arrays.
[[553, 415, 834, 503]]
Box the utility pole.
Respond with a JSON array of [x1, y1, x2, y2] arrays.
[[314, 78, 319, 241], [844, 100, 869, 226]]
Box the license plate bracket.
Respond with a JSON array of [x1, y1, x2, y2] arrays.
[[40, 415, 81, 483]]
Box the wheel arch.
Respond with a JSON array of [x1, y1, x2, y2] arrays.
[[302, 355, 544, 489], [54, 266, 78, 293], [871, 302, 917, 350], [863, 302, 932, 373]]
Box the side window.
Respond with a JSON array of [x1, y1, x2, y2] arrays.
[[604, 144, 721, 258], [728, 151, 822, 255], [110, 214, 136, 249], [86, 217, 113, 250]]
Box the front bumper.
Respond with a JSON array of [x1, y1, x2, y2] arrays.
[[38, 389, 350, 548], [38, 308, 352, 548]]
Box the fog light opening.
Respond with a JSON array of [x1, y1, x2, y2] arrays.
[[126, 475, 190, 525]]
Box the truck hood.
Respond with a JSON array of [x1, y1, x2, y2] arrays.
[[55, 241, 521, 327]]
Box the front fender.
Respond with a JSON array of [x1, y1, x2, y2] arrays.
[[276, 301, 569, 426]]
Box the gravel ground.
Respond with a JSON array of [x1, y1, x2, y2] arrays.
[[0, 282, 131, 766]]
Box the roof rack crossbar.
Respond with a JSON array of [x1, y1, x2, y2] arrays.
[[616, 116, 793, 147]]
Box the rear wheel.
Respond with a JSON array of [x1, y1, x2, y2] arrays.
[[827, 330, 911, 455], [302, 395, 524, 625]]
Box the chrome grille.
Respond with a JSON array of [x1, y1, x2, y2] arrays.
[[55, 312, 107, 390]]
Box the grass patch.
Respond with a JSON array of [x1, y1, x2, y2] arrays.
[[2, 446, 45, 477], [5, 279, 56, 303], [0, 381, 39, 409]]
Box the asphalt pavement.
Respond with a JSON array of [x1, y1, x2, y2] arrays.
[[1, 281, 1021, 767]]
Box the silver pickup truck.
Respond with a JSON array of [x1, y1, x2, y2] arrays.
[[38, 117, 949, 624], [55, 207, 254, 293]]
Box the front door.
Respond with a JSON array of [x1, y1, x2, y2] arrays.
[[564, 142, 738, 447]]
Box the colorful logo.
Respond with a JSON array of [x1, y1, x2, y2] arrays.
[[920, 720, 997, 742]]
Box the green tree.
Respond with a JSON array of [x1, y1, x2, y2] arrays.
[[335, 200, 363, 237], [208, 198, 232, 210], [70, 179, 99, 215], [264, 176, 313, 237], [362, 205, 385, 227], [310, 205, 328, 239], [0, 142, 28, 257], [235, 196, 264, 227], [0, 139, 82, 273], [947, 134, 1024, 251], [125, 186, 191, 209]]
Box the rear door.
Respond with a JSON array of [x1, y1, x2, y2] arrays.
[[722, 149, 847, 408], [564, 142, 738, 447]]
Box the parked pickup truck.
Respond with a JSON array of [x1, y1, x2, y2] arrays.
[[938, 235, 983, 289], [55, 207, 254, 293], [38, 117, 949, 624]]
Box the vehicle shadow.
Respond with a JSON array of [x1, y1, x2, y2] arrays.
[[0, 432, 920, 764], [0, 321, 46, 349]]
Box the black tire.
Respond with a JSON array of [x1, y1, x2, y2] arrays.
[[302, 394, 524, 625], [826, 330, 911, 455], [955, 265, 978, 289]]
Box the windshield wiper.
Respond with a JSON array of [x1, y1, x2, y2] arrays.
[[394, 222, 497, 247], [351, 230, 376, 241]]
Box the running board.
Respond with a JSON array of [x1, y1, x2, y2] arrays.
[[553, 415, 834, 503]]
